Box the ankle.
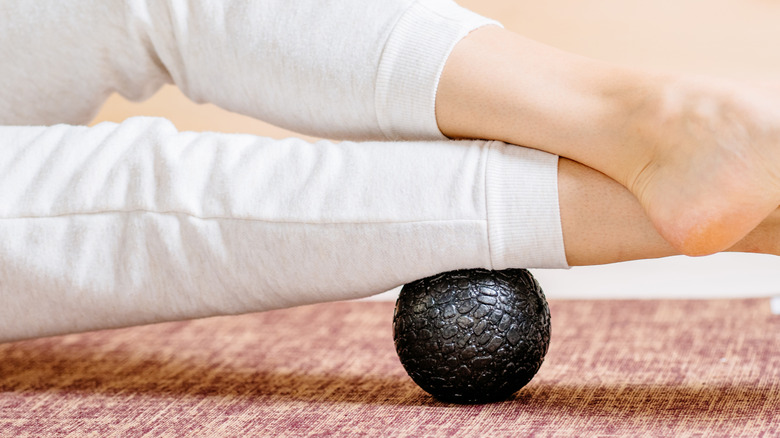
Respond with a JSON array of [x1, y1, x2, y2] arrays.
[[598, 69, 671, 190]]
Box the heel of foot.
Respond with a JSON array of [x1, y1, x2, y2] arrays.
[[669, 217, 753, 257]]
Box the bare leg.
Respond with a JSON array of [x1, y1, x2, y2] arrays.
[[558, 157, 780, 266], [437, 26, 780, 256]]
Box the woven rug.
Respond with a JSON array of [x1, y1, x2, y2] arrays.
[[1, 298, 779, 437]]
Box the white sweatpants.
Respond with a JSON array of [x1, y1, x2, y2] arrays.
[[0, 0, 566, 342]]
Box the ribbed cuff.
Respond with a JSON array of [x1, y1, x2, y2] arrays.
[[375, 0, 500, 140], [485, 142, 569, 269]]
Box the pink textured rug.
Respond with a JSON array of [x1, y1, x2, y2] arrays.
[[1, 298, 779, 437]]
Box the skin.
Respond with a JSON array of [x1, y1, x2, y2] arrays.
[[436, 26, 780, 258], [557, 157, 780, 266]]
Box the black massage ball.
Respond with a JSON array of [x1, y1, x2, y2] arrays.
[[393, 268, 550, 404]]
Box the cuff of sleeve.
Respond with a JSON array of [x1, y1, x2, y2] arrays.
[[375, 0, 500, 140], [485, 142, 570, 269]]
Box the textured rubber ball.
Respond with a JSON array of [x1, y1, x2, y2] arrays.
[[393, 268, 551, 404]]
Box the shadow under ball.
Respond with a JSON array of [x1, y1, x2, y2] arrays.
[[393, 268, 551, 404]]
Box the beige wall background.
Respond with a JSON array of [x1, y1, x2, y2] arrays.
[[92, 0, 780, 299]]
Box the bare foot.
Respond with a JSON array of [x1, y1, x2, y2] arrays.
[[557, 155, 780, 267], [436, 27, 780, 256], [627, 76, 780, 256]]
